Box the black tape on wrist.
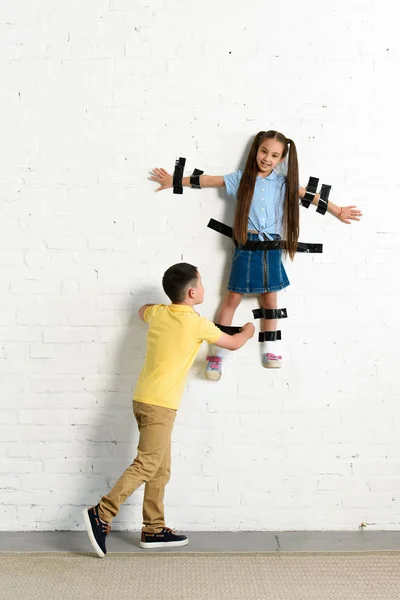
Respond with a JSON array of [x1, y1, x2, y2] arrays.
[[316, 183, 331, 215], [173, 157, 186, 194], [301, 176, 319, 209], [252, 308, 288, 320], [215, 323, 242, 336], [190, 168, 204, 189], [258, 331, 282, 342]]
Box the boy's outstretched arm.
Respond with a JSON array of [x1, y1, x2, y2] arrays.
[[138, 304, 155, 322], [214, 323, 255, 351]]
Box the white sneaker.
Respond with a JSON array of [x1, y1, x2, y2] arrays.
[[262, 352, 282, 369], [205, 356, 222, 380]]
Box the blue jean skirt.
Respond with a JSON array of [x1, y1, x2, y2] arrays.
[[228, 233, 290, 294]]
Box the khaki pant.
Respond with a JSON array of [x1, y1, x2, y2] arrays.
[[98, 401, 176, 533]]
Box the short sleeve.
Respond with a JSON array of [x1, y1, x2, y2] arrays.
[[143, 304, 163, 323], [198, 317, 221, 344], [224, 170, 242, 198], [278, 174, 286, 199]]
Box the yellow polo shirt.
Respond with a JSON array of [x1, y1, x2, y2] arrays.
[[133, 304, 221, 410]]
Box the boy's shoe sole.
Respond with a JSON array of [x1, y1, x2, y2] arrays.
[[82, 508, 106, 558], [140, 538, 189, 549]]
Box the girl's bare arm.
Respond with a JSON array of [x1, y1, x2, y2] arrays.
[[299, 186, 363, 224], [150, 168, 225, 192]]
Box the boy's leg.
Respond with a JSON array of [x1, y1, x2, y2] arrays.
[[98, 402, 176, 523], [140, 437, 189, 548], [142, 432, 172, 533]]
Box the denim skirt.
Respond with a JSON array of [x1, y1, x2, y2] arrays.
[[228, 233, 290, 294]]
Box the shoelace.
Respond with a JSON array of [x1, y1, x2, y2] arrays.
[[103, 523, 111, 536], [163, 527, 175, 534], [206, 356, 222, 370], [98, 518, 111, 536], [95, 505, 112, 536]]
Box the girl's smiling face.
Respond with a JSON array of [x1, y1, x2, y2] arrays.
[[256, 138, 285, 176]]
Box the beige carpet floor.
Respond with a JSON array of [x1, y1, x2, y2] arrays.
[[1, 552, 399, 600]]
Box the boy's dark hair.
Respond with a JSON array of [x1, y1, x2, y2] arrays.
[[162, 263, 198, 303]]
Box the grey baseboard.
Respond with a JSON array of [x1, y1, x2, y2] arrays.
[[1, 531, 400, 553]]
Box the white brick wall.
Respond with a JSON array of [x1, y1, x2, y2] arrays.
[[1, 0, 399, 531]]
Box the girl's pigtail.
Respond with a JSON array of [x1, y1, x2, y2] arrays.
[[233, 133, 263, 245], [283, 139, 300, 260]]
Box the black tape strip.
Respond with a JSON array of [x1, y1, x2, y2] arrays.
[[316, 183, 331, 215], [190, 168, 204, 189], [208, 218, 233, 238], [301, 176, 319, 209], [207, 219, 323, 253], [252, 308, 288, 320], [215, 323, 242, 336], [296, 242, 323, 253], [173, 157, 186, 194], [258, 331, 282, 342], [240, 239, 323, 253]]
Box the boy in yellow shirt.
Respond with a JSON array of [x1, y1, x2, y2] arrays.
[[83, 262, 255, 557]]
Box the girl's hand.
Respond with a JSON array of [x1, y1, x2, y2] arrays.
[[337, 205, 363, 224], [149, 168, 173, 192]]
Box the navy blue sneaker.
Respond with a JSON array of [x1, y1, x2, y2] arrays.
[[83, 504, 111, 558], [140, 527, 188, 549]]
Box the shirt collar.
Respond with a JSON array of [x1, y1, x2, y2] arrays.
[[169, 304, 195, 313], [257, 170, 278, 181]]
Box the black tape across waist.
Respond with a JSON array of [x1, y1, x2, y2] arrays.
[[207, 219, 323, 253]]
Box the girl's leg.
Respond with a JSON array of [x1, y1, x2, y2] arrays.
[[260, 291, 278, 333], [259, 292, 282, 368], [216, 291, 243, 326], [206, 292, 243, 380]]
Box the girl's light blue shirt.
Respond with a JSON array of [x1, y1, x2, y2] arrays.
[[224, 170, 286, 241]]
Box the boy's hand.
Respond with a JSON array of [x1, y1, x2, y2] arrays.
[[241, 322, 255, 338], [149, 168, 173, 192], [214, 322, 255, 351]]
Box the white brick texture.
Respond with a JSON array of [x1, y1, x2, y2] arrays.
[[1, 0, 399, 531]]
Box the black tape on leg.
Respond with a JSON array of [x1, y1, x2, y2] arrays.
[[301, 176, 319, 209], [215, 323, 242, 336], [173, 157, 186, 194], [252, 308, 288, 320], [190, 168, 204, 189], [316, 183, 331, 215], [258, 331, 282, 342]]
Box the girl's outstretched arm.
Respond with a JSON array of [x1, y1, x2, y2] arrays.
[[150, 168, 225, 192], [299, 186, 363, 224]]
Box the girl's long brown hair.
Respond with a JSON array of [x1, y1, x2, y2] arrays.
[[233, 130, 299, 260]]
